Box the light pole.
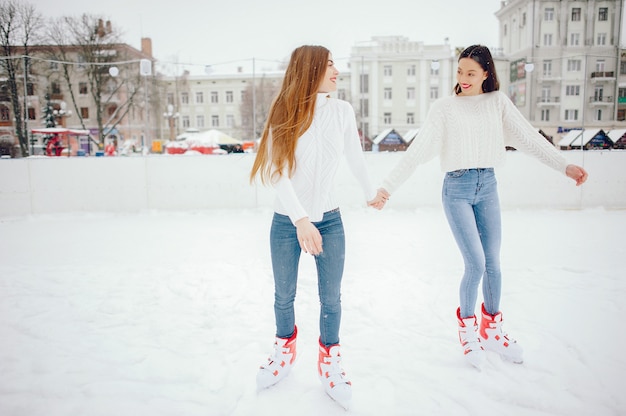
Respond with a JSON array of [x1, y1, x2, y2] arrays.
[[140, 59, 152, 154], [163, 104, 179, 141]]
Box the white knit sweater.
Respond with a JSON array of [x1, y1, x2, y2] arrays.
[[273, 93, 377, 223], [382, 91, 570, 194]]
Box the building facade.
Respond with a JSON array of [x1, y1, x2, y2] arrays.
[[495, 0, 625, 138]]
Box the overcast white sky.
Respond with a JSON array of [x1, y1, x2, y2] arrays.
[[29, 0, 503, 74]]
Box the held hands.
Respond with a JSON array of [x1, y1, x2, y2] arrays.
[[368, 188, 391, 210], [566, 164, 589, 186], [295, 217, 323, 256]]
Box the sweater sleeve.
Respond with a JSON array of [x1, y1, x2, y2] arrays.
[[342, 102, 377, 202], [500, 92, 569, 174], [381, 100, 444, 194], [268, 129, 308, 224]]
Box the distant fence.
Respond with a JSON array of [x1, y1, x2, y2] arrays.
[[0, 150, 624, 218]]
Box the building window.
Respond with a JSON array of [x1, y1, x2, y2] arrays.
[[543, 60, 552, 77], [26, 83, 34, 96], [384, 88, 392, 100], [541, 109, 550, 121], [337, 89, 346, 100], [599, 7, 608, 21], [196, 115, 204, 128], [430, 87, 439, 100], [360, 74, 369, 93], [226, 91, 233, 103], [78, 82, 87, 95], [566, 85, 580, 96], [226, 114, 234, 128], [406, 87, 415, 100], [50, 61, 59, 71], [80, 107, 89, 119], [565, 109, 579, 121], [0, 105, 10, 121], [597, 33, 607, 46], [596, 60, 606, 72], [571, 7, 581, 22], [596, 109, 602, 121], [567, 59, 581, 71], [594, 86, 604, 101], [195, 92, 203, 104], [51, 82, 61, 94], [407, 65, 415, 76], [182, 115, 190, 128], [211, 91, 218, 103], [620, 61, 626, 75], [383, 112, 391, 124], [406, 112, 414, 124], [361, 99, 369, 117], [211, 115, 219, 127], [167, 93, 174, 105], [570, 33, 580, 46], [383, 65, 392, 77], [545, 7, 554, 21], [619, 87, 626, 99], [181, 92, 189, 104], [430, 66, 439, 76], [504, 24, 507, 36], [543, 34, 553, 46], [28, 107, 36, 120]]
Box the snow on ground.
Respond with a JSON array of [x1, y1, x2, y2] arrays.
[[0, 207, 624, 416]]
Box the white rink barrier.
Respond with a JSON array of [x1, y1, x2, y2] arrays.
[[0, 150, 624, 217]]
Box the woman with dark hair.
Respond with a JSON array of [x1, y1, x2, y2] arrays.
[[250, 45, 386, 408], [378, 44, 587, 370]]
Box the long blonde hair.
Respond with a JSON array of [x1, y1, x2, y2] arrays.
[[250, 45, 329, 185]]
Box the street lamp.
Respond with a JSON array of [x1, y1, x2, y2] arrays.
[[163, 104, 179, 141]]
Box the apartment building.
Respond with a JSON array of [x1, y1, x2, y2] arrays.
[[347, 36, 456, 139], [495, 0, 625, 137], [0, 32, 154, 156]]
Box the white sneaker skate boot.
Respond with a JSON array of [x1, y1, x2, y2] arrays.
[[256, 326, 297, 389], [479, 303, 523, 363], [457, 307, 485, 370], [318, 339, 352, 410]]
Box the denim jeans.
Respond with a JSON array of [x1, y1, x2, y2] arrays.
[[442, 168, 502, 318], [269, 208, 345, 347]]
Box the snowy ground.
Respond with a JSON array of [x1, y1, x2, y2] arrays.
[[0, 207, 624, 416]]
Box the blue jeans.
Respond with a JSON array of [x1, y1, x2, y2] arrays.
[[269, 208, 345, 347], [442, 168, 502, 318]]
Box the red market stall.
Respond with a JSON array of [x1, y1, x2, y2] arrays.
[[31, 128, 92, 156]]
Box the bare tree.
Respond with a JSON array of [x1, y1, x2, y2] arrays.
[[44, 15, 143, 146], [239, 75, 280, 139], [0, 0, 42, 156]]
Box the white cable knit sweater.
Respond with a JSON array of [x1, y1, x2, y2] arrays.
[[382, 91, 569, 194], [273, 93, 377, 223]]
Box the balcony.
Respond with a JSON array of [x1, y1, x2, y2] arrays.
[[588, 96, 613, 105], [590, 71, 615, 82], [537, 96, 560, 106]]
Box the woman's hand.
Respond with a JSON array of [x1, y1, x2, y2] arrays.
[[368, 188, 390, 210], [295, 217, 323, 255], [566, 164, 588, 186]]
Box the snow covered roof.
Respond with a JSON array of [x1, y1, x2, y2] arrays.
[[372, 128, 393, 145], [557, 129, 603, 147], [607, 129, 626, 143], [403, 129, 420, 143], [557, 130, 582, 147]]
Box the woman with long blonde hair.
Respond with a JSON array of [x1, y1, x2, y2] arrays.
[[251, 45, 386, 409]]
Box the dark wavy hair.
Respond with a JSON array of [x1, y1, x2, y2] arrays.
[[454, 44, 499, 95]]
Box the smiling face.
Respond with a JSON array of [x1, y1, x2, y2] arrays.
[[456, 57, 489, 96], [317, 54, 339, 93]]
